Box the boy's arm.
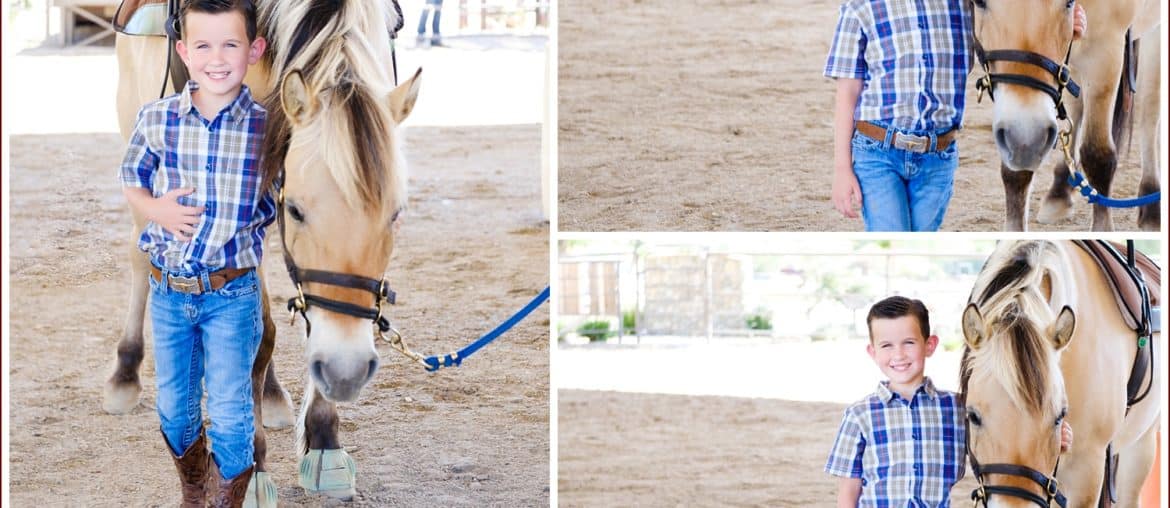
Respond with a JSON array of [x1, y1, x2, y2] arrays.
[[831, 78, 864, 219], [836, 477, 862, 508], [123, 187, 205, 241]]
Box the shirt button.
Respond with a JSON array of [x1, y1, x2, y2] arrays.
[[912, 431, 919, 440], [206, 163, 212, 170]]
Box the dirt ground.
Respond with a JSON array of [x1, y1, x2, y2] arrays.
[[558, 389, 980, 507], [6, 123, 550, 506], [557, 0, 1154, 232]]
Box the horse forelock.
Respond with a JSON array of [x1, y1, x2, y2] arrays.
[[260, 0, 404, 214], [967, 241, 1065, 415]]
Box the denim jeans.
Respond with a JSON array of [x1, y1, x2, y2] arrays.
[[851, 128, 959, 232], [150, 268, 262, 480], [417, 0, 443, 37]]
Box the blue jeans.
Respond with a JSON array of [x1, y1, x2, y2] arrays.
[[150, 268, 262, 480], [851, 128, 959, 232], [417, 0, 443, 37]]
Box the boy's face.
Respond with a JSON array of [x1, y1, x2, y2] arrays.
[[867, 316, 937, 388], [176, 10, 265, 101]]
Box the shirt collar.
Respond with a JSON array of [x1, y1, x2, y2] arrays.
[[178, 81, 256, 125], [877, 376, 938, 403]]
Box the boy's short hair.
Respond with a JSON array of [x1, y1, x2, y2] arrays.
[[866, 296, 930, 342], [180, 0, 259, 41]]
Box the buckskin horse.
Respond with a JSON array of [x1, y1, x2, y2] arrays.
[[107, 0, 421, 504], [969, 0, 1161, 231], [960, 240, 1160, 507]]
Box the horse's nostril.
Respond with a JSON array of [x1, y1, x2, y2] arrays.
[[1046, 126, 1058, 149], [995, 127, 1008, 149], [311, 360, 326, 386], [365, 358, 379, 382]]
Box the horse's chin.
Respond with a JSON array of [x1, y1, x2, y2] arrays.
[[997, 149, 1046, 173]]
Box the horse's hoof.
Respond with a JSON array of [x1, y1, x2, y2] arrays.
[[1036, 197, 1073, 224], [244, 471, 279, 508], [102, 379, 141, 414], [299, 448, 357, 500], [261, 391, 295, 429]]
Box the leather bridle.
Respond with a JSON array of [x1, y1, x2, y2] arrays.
[[968, 446, 1068, 508], [971, 13, 1082, 120]]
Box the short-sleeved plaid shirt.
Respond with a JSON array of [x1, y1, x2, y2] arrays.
[[825, 377, 967, 508], [824, 0, 972, 133], [120, 82, 275, 275]]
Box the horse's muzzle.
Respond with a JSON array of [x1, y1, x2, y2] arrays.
[[310, 353, 379, 402]]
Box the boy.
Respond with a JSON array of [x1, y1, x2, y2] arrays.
[[825, 2, 1086, 231], [825, 296, 1071, 507], [118, 0, 270, 505]]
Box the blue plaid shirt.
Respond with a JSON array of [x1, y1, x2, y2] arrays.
[[824, 0, 972, 133], [825, 377, 966, 508], [119, 82, 275, 275]]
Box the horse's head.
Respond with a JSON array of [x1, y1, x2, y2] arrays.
[[960, 241, 1074, 507], [260, 0, 422, 402], [970, 0, 1079, 171]]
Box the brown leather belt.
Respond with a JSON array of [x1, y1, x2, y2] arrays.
[[150, 265, 253, 295], [855, 121, 957, 153]]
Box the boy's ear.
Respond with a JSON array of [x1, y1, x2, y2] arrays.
[[925, 335, 940, 356], [281, 70, 317, 126], [248, 36, 267, 65], [961, 304, 985, 350], [388, 67, 422, 124], [175, 40, 191, 67]]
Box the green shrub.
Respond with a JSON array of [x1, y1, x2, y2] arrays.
[[746, 313, 772, 331], [578, 320, 613, 342], [622, 311, 637, 332]]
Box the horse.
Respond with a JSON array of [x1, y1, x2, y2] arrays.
[[108, 0, 422, 504], [968, 0, 1162, 231], [960, 240, 1160, 507]]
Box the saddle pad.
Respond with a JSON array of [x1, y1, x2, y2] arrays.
[[1074, 240, 1161, 334], [115, 0, 167, 37]]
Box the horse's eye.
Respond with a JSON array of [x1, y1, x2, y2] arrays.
[[972, 0, 986, 8], [968, 410, 983, 427], [1055, 407, 1067, 426], [287, 203, 306, 223], [1066, 0, 1075, 8]]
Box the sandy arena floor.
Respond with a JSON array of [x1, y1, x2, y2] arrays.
[[557, 0, 1156, 232]]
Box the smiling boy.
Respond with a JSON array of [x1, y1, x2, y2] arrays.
[[118, 0, 272, 506]]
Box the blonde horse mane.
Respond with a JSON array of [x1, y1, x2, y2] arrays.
[[962, 241, 1067, 415], [258, 0, 406, 214]]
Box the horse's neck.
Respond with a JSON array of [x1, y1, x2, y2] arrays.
[[244, 62, 274, 100]]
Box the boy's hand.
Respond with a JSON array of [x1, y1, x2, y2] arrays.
[[149, 188, 205, 241], [1059, 420, 1073, 453], [1072, 4, 1087, 40], [832, 168, 863, 219]]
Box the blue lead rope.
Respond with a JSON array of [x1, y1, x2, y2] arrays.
[[1068, 172, 1161, 207], [423, 286, 550, 372]]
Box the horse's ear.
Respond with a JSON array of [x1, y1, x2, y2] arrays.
[[1052, 305, 1076, 350], [281, 70, 317, 126], [962, 304, 985, 349], [389, 67, 422, 124]]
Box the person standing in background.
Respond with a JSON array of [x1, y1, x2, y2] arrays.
[[417, 0, 445, 47]]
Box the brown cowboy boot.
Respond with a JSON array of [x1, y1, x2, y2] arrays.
[[209, 464, 254, 508], [162, 428, 209, 507]]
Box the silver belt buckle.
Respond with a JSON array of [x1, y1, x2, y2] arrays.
[[894, 133, 929, 153], [167, 274, 202, 294]]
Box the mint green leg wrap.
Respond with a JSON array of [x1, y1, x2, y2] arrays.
[[299, 448, 357, 500], [243, 470, 278, 508]]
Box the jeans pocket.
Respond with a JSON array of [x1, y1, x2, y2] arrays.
[[851, 131, 883, 151], [936, 141, 959, 161], [215, 270, 258, 298]]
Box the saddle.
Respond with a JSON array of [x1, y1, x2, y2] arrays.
[[1073, 240, 1160, 335]]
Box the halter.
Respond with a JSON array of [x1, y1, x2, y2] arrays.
[[276, 184, 430, 369], [968, 441, 1068, 508], [972, 32, 1081, 120]]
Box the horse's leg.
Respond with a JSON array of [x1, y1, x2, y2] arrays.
[[1077, 40, 1128, 232], [1058, 445, 1110, 507], [1000, 163, 1033, 231], [254, 270, 294, 429], [1135, 34, 1161, 231], [1038, 97, 1084, 225], [103, 213, 149, 414], [1113, 422, 1158, 508], [297, 382, 356, 500], [245, 279, 280, 507]]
